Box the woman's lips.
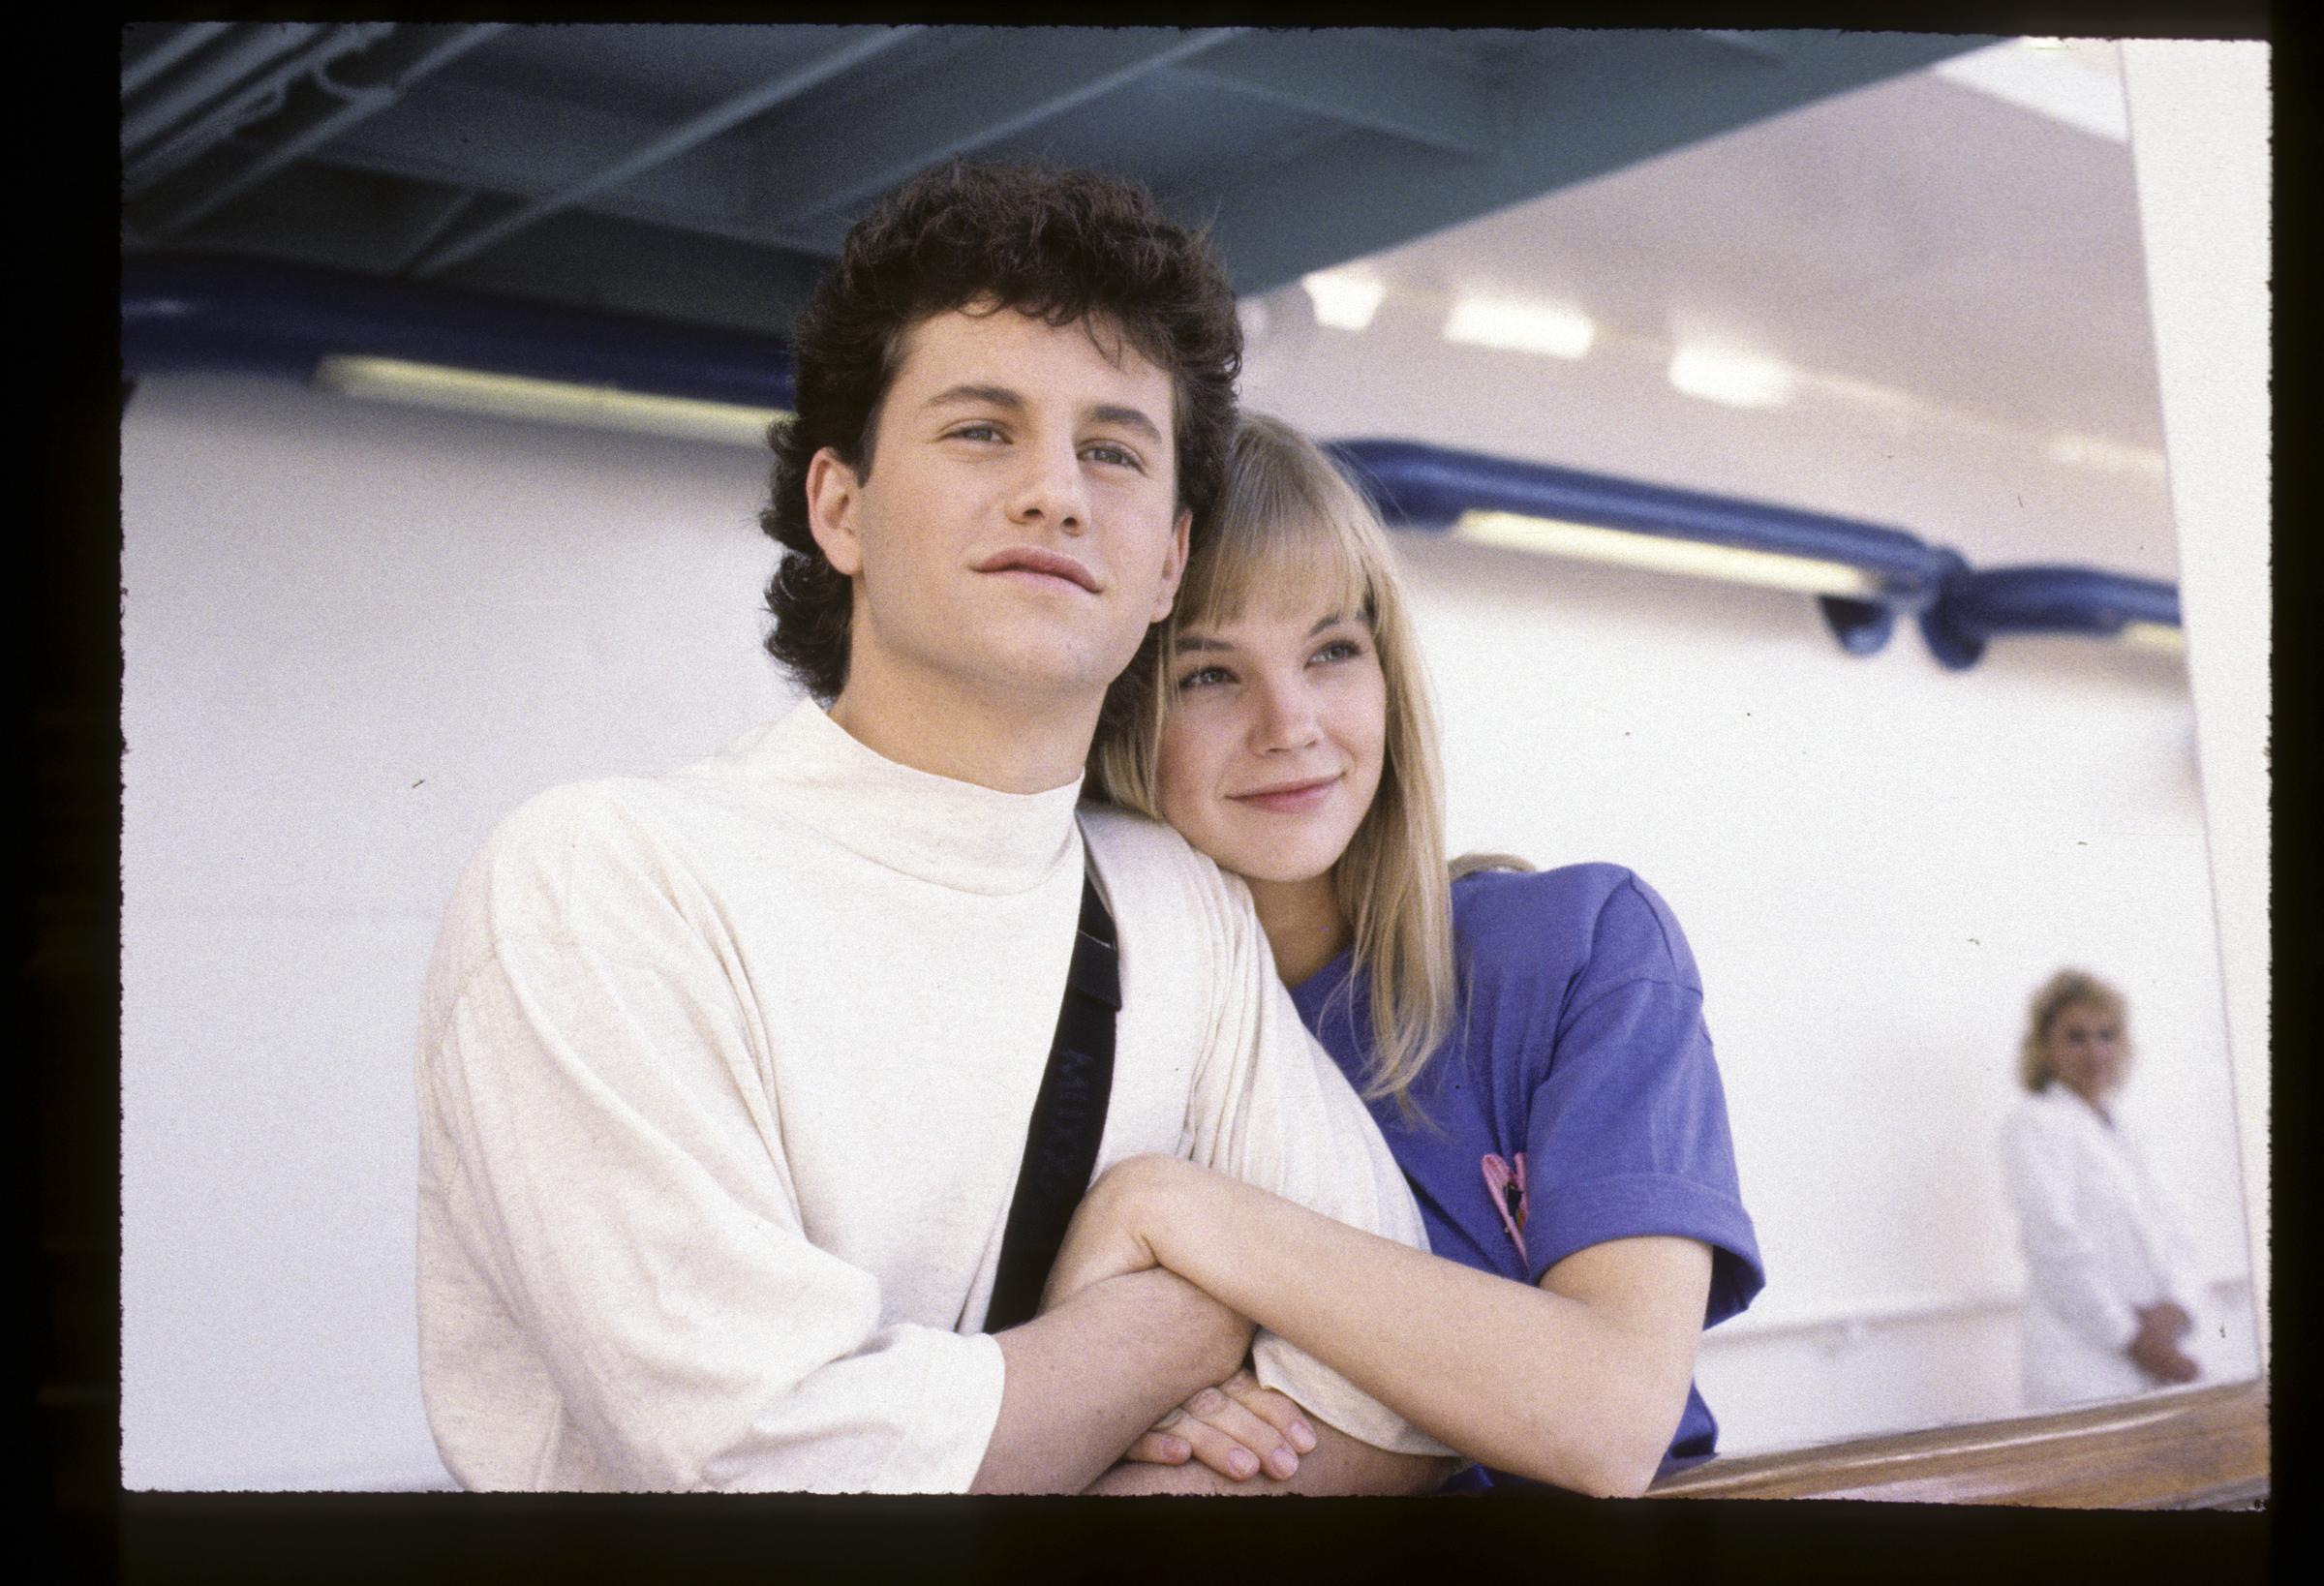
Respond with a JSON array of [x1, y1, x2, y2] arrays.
[[1231, 776, 1340, 813]]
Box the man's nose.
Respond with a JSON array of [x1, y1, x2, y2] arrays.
[[1008, 442, 1088, 534]]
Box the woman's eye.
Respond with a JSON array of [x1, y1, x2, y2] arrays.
[[1311, 638, 1364, 665], [1175, 665, 1232, 689]]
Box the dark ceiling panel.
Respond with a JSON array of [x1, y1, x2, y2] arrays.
[[1195, 30, 1989, 294], [891, 73, 1346, 246], [1172, 30, 1503, 156], [120, 24, 1987, 337], [446, 22, 856, 119], [750, 27, 1242, 232]]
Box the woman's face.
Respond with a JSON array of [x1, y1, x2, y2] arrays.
[[2043, 999, 2128, 1102], [1153, 593, 1389, 889]]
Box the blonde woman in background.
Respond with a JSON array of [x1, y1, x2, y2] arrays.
[[2001, 969, 2205, 1411], [1048, 413, 1763, 1495]]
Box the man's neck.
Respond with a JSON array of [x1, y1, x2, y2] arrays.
[[825, 663, 1099, 796]]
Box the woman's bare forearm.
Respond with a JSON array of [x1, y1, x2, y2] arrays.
[[969, 1266, 1252, 1494], [1117, 1155, 1708, 1496]]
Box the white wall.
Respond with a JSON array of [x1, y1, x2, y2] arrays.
[[120, 376, 797, 1488]]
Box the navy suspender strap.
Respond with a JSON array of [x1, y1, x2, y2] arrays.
[[982, 867, 1121, 1334]]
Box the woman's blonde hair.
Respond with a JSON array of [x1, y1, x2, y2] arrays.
[[2017, 968, 2133, 1093], [1090, 412, 1466, 1111]]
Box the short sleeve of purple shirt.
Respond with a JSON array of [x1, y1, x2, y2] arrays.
[[1289, 864, 1764, 1484]]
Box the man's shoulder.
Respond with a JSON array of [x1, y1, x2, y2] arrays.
[[1077, 802, 1258, 967], [1078, 801, 1226, 893], [482, 773, 690, 870], [476, 717, 783, 874]]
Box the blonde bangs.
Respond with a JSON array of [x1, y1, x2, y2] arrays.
[[1173, 499, 1375, 640]]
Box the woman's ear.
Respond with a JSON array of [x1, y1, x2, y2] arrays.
[[805, 447, 866, 577]]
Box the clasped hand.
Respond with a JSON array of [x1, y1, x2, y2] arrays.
[[1039, 1155, 1318, 1483]]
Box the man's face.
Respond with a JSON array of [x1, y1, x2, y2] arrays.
[[806, 305, 1190, 711]]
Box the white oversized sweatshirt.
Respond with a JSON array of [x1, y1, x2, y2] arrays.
[[415, 699, 1440, 1492]]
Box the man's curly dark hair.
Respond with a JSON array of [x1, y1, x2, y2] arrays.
[[759, 160, 1242, 702]]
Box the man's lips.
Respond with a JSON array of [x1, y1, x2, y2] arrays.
[[1230, 775, 1341, 812], [974, 545, 1100, 592]]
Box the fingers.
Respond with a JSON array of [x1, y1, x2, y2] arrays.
[[1222, 1374, 1317, 1455], [1123, 1430, 1193, 1466], [1175, 1382, 1302, 1481]]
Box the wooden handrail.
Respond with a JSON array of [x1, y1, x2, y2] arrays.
[[1646, 1379, 2267, 1509]]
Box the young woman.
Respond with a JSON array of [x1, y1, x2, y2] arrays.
[[1058, 412, 1764, 1496], [2001, 969, 2205, 1412]]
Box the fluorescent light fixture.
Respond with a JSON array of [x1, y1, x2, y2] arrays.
[[1452, 508, 1883, 598], [2119, 619, 2186, 656], [1300, 269, 1388, 331], [1441, 295, 1596, 358], [1929, 37, 2128, 143], [2046, 432, 2168, 477], [1667, 345, 1796, 409], [312, 355, 786, 448]]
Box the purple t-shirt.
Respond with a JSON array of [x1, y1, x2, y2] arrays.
[[1288, 864, 1764, 1491]]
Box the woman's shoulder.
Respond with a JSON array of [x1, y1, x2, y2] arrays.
[[1452, 862, 1699, 992], [2008, 1084, 2096, 1137]]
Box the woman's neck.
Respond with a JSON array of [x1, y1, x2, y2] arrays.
[[2061, 1078, 2115, 1127], [1244, 871, 1352, 988]]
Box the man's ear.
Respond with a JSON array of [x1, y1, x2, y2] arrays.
[[1148, 508, 1192, 624], [805, 447, 866, 577]]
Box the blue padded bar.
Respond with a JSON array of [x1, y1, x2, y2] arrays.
[[1919, 563, 2180, 670], [1325, 437, 1950, 604], [1944, 564, 2180, 634], [121, 256, 797, 411]]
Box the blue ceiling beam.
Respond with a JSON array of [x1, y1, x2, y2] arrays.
[[121, 256, 795, 410]]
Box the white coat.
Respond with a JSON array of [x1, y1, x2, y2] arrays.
[[2000, 1084, 2204, 1412]]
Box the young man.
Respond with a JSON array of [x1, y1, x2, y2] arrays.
[[414, 163, 1454, 1495]]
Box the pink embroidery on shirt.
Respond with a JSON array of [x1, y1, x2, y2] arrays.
[[1482, 1151, 1528, 1265]]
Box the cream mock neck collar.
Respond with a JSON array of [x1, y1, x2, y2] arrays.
[[724, 699, 1085, 897]]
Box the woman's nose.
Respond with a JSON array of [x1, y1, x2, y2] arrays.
[[1250, 678, 1322, 750]]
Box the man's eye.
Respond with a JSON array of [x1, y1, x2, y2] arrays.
[[949, 423, 1004, 442], [1085, 442, 1143, 470]]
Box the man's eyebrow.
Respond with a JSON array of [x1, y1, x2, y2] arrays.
[[1087, 403, 1165, 444], [923, 383, 1025, 412]]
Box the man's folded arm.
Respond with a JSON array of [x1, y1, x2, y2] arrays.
[[972, 1268, 1251, 1493], [425, 920, 1256, 1492]]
